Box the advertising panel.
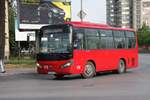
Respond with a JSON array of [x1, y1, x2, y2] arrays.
[[17, 0, 71, 30]]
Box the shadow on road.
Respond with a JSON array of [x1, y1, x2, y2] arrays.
[[0, 68, 138, 82], [48, 70, 135, 81]]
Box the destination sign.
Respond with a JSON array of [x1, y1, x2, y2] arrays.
[[44, 29, 64, 34]]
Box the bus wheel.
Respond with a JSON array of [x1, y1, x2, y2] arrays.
[[81, 62, 96, 79], [117, 59, 126, 74], [54, 74, 64, 79]]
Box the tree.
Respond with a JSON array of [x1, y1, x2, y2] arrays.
[[9, 5, 18, 56], [8, 0, 20, 56], [0, 0, 5, 60], [138, 23, 150, 47]]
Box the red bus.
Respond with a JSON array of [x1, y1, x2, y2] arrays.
[[36, 21, 138, 78]]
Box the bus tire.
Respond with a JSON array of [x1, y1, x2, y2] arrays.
[[117, 59, 126, 74], [81, 62, 96, 79]]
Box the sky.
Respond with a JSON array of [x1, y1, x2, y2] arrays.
[[71, 0, 106, 24], [71, 0, 150, 24]]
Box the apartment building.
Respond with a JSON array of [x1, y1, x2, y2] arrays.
[[106, 0, 142, 30], [143, 1, 150, 28]]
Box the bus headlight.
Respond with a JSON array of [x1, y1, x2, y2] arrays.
[[36, 63, 41, 68], [61, 60, 73, 68]]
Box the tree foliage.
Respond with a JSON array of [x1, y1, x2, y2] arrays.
[[138, 23, 150, 47], [9, 6, 18, 56], [0, 0, 5, 59]]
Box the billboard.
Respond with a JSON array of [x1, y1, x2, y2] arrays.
[[17, 0, 71, 30]]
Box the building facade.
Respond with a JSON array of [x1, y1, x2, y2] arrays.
[[143, 1, 150, 28], [106, 0, 142, 30]]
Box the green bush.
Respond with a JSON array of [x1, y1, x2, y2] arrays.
[[8, 57, 36, 65]]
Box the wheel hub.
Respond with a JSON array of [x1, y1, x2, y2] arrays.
[[85, 65, 93, 75]]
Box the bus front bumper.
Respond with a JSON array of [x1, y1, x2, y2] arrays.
[[36, 60, 82, 75]]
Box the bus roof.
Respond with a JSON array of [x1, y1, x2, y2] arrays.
[[65, 21, 135, 32]]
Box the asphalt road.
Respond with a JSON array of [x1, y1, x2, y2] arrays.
[[0, 54, 150, 100]]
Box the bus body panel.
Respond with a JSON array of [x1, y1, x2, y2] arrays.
[[37, 48, 138, 75], [73, 49, 138, 73], [37, 59, 73, 74]]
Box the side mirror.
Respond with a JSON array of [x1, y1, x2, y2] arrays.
[[73, 43, 78, 49], [67, 44, 73, 52]]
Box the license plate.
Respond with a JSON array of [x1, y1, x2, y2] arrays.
[[48, 72, 56, 75]]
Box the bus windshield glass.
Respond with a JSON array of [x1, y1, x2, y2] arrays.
[[39, 25, 72, 53]]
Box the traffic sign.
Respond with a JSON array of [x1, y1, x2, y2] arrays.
[[77, 10, 87, 19]]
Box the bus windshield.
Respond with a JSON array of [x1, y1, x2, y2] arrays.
[[39, 25, 72, 54], [40, 32, 71, 53]]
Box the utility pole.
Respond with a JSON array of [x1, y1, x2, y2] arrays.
[[0, 0, 6, 73], [80, 0, 83, 22]]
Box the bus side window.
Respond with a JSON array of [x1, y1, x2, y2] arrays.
[[113, 30, 126, 49], [100, 30, 114, 49], [73, 33, 84, 50], [73, 28, 84, 50], [125, 31, 136, 48], [85, 29, 100, 50]]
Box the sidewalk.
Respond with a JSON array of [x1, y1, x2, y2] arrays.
[[0, 66, 35, 76]]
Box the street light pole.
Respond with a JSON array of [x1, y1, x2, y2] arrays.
[[80, 0, 83, 22]]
